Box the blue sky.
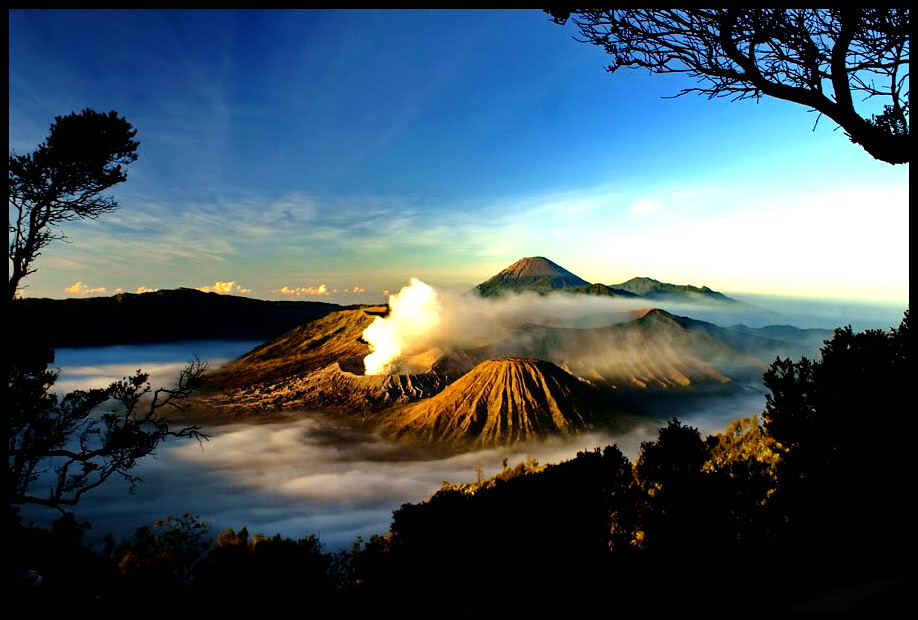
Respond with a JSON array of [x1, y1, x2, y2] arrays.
[[9, 9, 909, 304]]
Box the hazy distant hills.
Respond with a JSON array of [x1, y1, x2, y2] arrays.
[[12, 288, 357, 347], [474, 256, 744, 305], [607, 276, 737, 304], [485, 308, 799, 389], [728, 323, 833, 352]]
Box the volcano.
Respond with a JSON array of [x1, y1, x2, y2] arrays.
[[474, 256, 748, 306], [383, 357, 626, 447], [208, 305, 385, 389], [475, 256, 591, 296]]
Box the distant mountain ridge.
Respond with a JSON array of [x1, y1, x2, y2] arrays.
[[12, 288, 357, 347], [609, 276, 734, 302], [474, 256, 741, 305], [485, 308, 774, 389]]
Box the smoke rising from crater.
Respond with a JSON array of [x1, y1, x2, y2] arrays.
[[359, 278, 904, 379], [362, 278, 658, 375]]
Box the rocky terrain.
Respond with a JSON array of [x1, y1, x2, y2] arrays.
[[195, 258, 825, 445], [382, 357, 629, 447]]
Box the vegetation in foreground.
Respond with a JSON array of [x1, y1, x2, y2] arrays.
[[6, 312, 911, 612]]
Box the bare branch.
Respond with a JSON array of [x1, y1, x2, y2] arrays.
[[8, 349, 210, 511], [547, 8, 909, 164]]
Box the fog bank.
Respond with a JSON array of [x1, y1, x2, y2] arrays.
[[24, 335, 767, 550]]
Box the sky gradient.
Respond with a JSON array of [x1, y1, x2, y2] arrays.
[[9, 9, 909, 304]]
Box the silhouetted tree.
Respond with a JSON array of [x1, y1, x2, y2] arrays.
[[193, 527, 337, 610], [546, 9, 910, 164], [703, 415, 780, 546], [105, 513, 211, 602], [634, 418, 722, 553], [9, 108, 139, 299], [6, 341, 207, 511], [763, 310, 911, 553]]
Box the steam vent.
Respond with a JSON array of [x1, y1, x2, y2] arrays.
[[383, 357, 609, 447]]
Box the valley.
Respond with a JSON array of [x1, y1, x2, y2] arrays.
[[194, 257, 834, 448]]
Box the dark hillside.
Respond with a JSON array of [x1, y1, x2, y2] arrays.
[[12, 288, 357, 347]]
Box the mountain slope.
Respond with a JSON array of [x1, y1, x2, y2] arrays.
[[474, 257, 744, 307], [202, 305, 465, 414], [565, 283, 639, 297], [475, 256, 591, 296], [207, 305, 385, 389], [486, 308, 777, 389], [384, 357, 626, 446]]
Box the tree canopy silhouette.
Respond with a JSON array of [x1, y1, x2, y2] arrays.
[[9, 108, 139, 299], [546, 9, 910, 164], [6, 109, 211, 518], [762, 310, 911, 555], [7, 341, 208, 511]]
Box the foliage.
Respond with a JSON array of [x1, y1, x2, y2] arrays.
[[194, 527, 337, 604], [8, 311, 909, 611], [439, 457, 542, 494], [6, 341, 208, 511], [108, 513, 212, 592], [8, 513, 111, 606], [762, 310, 911, 553], [8, 108, 139, 299], [704, 415, 780, 476], [547, 9, 910, 164]]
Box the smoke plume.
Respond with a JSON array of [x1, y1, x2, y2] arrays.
[[362, 278, 651, 375]]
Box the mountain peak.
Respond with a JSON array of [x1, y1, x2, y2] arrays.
[[476, 257, 590, 297], [497, 256, 583, 279]]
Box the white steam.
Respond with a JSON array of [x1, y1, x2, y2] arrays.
[[362, 278, 651, 375], [363, 278, 443, 375], [359, 278, 860, 377]]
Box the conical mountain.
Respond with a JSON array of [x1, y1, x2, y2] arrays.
[[475, 257, 591, 296], [384, 357, 623, 447]]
